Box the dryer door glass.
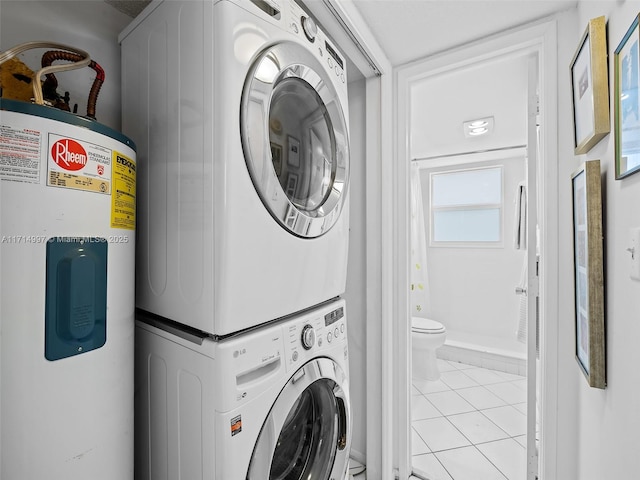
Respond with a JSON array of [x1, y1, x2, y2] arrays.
[[241, 42, 349, 238], [268, 77, 333, 213], [246, 358, 351, 480]]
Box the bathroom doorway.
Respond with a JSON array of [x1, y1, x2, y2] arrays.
[[410, 153, 532, 480], [394, 21, 558, 480]]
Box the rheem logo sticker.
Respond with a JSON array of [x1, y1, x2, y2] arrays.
[[51, 138, 88, 171], [47, 133, 113, 195]]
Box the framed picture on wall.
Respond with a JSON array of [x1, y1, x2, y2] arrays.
[[571, 159, 606, 389], [270, 142, 283, 177], [614, 14, 640, 179], [570, 16, 610, 155], [287, 136, 300, 168], [285, 173, 298, 198]]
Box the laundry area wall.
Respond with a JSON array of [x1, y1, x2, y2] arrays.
[[556, 2, 640, 479]]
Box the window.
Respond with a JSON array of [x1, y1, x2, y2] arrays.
[[430, 166, 503, 244]]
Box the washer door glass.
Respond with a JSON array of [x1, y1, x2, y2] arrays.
[[246, 358, 351, 480], [270, 379, 338, 479], [241, 42, 349, 238]]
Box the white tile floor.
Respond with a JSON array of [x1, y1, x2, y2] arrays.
[[412, 359, 528, 480]]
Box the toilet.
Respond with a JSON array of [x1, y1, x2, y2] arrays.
[[411, 317, 447, 381]]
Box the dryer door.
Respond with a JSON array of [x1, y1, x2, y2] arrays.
[[246, 358, 351, 480], [241, 42, 349, 238]]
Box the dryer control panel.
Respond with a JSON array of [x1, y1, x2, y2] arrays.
[[284, 0, 347, 84]]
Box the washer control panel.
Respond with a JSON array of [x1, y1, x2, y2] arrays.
[[284, 302, 347, 370], [301, 15, 318, 42], [323, 304, 345, 344], [301, 324, 316, 349]]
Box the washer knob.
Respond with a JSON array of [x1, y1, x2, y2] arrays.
[[301, 324, 316, 350], [301, 16, 318, 42]]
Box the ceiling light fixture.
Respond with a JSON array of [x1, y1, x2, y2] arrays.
[[463, 116, 494, 138]]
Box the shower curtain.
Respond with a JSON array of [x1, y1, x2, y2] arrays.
[[410, 163, 430, 317]]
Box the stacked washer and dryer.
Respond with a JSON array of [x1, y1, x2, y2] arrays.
[[119, 0, 352, 479]]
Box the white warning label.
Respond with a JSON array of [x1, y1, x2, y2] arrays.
[[0, 124, 41, 183]]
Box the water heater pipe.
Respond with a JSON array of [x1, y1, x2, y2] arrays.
[[0, 41, 91, 106], [41, 50, 105, 119]]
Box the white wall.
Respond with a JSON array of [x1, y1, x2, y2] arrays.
[[418, 157, 526, 348], [552, 10, 582, 480], [556, 2, 640, 479], [345, 76, 367, 460], [0, 1, 131, 131], [410, 54, 529, 160]]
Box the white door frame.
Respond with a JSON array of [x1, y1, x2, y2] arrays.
[[525, 53, 540, 480], [393, 19, 560, 480]]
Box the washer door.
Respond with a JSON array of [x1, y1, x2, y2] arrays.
[[246, 358, 351, 480], [241, 42, 349, 238]]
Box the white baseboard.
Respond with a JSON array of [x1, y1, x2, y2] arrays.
[[438, 338, 526, 376]]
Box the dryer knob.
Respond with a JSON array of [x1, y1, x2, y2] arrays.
[[301, 16, 318, 42], [301, 324, 316, 350]]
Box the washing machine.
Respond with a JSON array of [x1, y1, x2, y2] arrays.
[[119, 0, 350, 337], [134, 298, 351, 480]]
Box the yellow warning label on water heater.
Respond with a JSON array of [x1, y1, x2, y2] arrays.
[[110, 152, 136, 230]]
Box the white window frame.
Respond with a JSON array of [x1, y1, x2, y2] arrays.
[[429, 165, 504, 247]]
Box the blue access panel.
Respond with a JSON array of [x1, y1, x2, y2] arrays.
[[45, 237, 108, 361]]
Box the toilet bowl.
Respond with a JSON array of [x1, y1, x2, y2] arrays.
[[412, 317, 447, 381]]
